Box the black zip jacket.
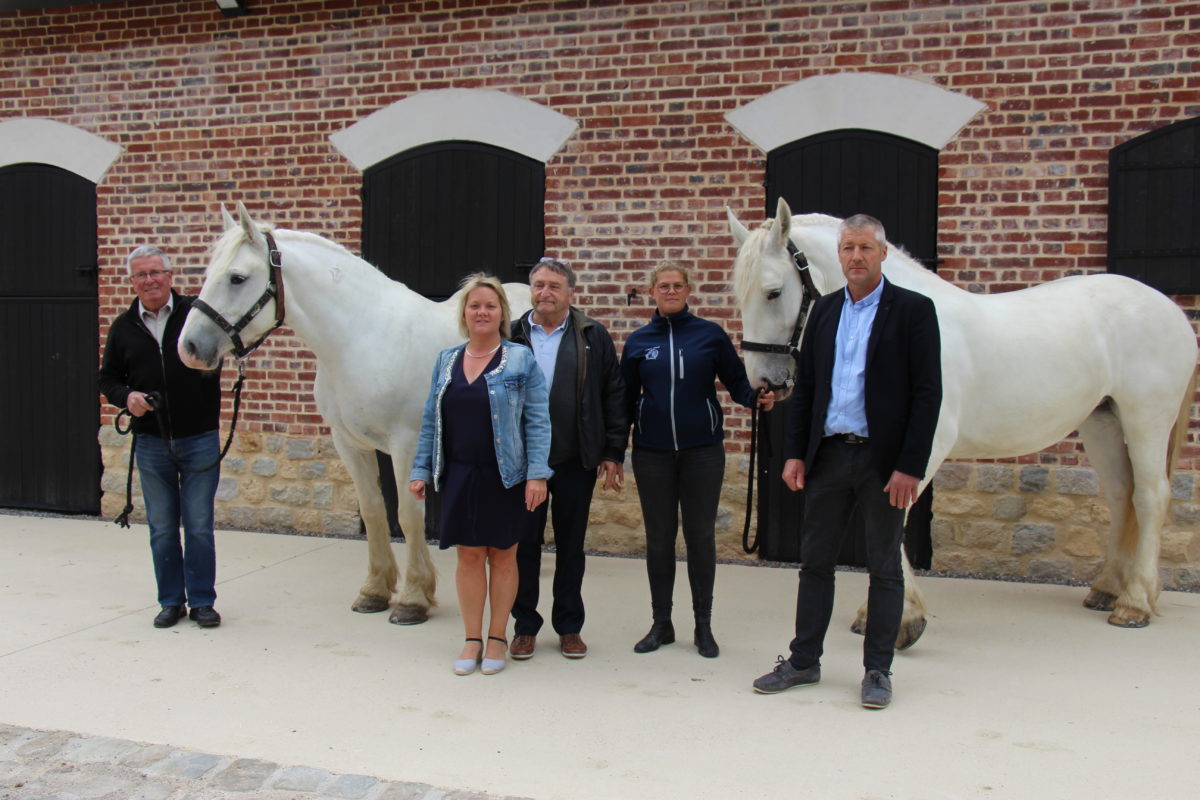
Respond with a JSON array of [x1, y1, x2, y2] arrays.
[[98, 292, 222, 438], [511, 306, 627, 469], [620, 306, 757, 452]]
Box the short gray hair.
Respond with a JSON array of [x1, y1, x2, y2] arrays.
[[839, 214, 887, 246], [529, 257, 576, 289], [126, 245, 172, 275]]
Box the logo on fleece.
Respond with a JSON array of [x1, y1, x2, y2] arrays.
[[645, 346, 660, 360]]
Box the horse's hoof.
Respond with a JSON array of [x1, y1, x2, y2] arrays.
[[351, 595, 391, 613], [895, 616, 927, 651], [1107, 609, 1149, 629], [1083, 589, 1117, 612], [389, 604, 429, 625], [849, 616, 866, 636]]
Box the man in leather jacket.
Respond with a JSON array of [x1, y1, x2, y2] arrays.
[[507, 258, 626, 660]]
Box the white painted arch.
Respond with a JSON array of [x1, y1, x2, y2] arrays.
[[331, 89, 578, 171], [0, 118, 122, 183], [726, 72, 986, 152]]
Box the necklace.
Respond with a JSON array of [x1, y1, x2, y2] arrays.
[[465, 343, 501, 358]]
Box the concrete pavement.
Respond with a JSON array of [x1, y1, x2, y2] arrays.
[[2, 513, 1198, 800]]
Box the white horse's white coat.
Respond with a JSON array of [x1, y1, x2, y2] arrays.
[[730, 199, 1197, 632], [178, 204, 531, 624]]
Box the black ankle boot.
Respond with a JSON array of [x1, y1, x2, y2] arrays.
[[694, 621, 719, 658], [633, 620, 675, 653]]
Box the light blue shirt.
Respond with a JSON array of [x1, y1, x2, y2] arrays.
[[529, 315, 568, 392], [824, 277, 885, 437]]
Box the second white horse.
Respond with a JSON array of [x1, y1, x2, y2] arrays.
[[729, 198, 1196, 637]]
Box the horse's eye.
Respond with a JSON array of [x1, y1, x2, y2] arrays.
[[230, 274, 246, 285], [766, 289, 782, 301]]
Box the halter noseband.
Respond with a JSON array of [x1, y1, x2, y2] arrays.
[[740, 240, 822, 391], [190, 230, 287, 360]]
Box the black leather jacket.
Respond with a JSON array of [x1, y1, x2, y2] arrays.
[[511, 306, 627, 469], [98, 292, 223, 438]]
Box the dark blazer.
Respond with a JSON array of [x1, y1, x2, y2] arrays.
[[785, 278, 942, 483]]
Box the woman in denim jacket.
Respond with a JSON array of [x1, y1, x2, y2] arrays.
[[409, 273, 552, 676]]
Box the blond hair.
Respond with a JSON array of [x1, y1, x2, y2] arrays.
[[456, 272, 512, 338], [647, 260, 692, 289]]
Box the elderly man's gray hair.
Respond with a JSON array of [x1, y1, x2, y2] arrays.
[[126, 245, 172, 275], [530, 257, 576, 289]]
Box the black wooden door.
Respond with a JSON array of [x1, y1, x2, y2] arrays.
[[361, 141, 546, 540], [755, 130, 939, 568], [363, 140, 545, 298], [1108, 116, 1200, 294], [0, 163, 100, 513]]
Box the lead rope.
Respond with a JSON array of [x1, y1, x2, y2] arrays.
[[113, 359, 248, 528], [741, 387, 766, 554]]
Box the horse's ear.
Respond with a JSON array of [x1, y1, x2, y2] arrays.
[[727, 206, 751, 246], [772, 196, 793, 249], [220, 204, 237, 232], [236, 201, 267, 249]]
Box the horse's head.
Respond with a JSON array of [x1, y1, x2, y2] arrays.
[[729, 197, 833, 399], [178, 202, 281, 370]]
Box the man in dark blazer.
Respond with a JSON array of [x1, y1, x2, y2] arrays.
[[752, 214, 942, 709]]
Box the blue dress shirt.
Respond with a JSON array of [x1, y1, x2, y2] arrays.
[[823, 277, 886, 437], [529, 315, 568, 392]]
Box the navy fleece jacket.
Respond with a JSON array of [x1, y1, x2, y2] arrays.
[[620, 306, 757, 452]]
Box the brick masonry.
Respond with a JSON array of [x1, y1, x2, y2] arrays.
[[2, 1, 1197, 585]]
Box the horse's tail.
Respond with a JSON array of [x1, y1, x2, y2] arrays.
[[1167, 366, 1197, 479]]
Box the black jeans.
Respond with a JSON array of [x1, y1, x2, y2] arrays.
[[631, 441, 725, 622], [512, 458, 597, 636], [788, 437, 905, 673]]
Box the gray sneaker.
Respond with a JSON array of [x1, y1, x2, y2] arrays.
[[861, 669, 893, 708], [752, 656, 821, 694]]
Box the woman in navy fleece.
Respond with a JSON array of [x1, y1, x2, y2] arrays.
[[621, 261, 775, 658]]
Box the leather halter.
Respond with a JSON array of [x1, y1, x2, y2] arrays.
[[190, 230, 287, 360], [739, 240, 822, 391]]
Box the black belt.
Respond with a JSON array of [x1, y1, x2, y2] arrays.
[[827, 433, 869, 444]]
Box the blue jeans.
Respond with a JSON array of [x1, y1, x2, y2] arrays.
[[136, 432, 220, 608]]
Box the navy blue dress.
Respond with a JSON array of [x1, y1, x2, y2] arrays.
[[438, 351, 536, 550]]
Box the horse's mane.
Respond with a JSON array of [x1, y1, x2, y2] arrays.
[[790, 213, 944, 292], [734, 211, 946, 302], [206, 222, 363, 276]]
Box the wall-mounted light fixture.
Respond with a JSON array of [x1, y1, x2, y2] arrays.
[[215, 0, 249, 16]]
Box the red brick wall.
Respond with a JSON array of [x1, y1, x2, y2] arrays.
[[2, 0, 1197, 461]]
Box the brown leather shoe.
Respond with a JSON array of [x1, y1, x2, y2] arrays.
[[510, 634, 536, 660], [560, 633, 588, 659]]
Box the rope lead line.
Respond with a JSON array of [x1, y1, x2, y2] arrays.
[[112, 359, 247, 528], [742, 387, 765, 554]]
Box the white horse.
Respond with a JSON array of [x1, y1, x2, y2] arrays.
[[729, 197, 1196, 637], [177, 203, 532, 624]]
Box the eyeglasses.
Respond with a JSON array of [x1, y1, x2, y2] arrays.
[[654, 283, 687, 294], [131, 269, 170, 283]]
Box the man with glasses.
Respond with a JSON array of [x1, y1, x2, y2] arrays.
[[508, 258, 626, 660], [99, 246, 224, 629]]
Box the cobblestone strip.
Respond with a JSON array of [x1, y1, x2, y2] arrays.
[[0, 724, 530, 800]]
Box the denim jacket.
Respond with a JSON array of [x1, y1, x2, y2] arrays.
[[409, 341, 553, 491]]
